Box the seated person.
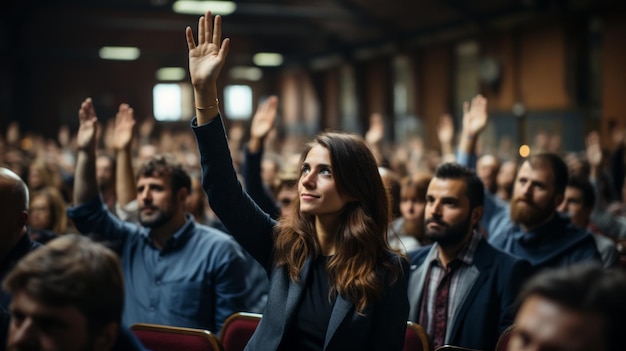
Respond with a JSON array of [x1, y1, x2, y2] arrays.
[[68, 98, 268, 333], [3, 235, 146, 351], [509, 263, 626, 351]]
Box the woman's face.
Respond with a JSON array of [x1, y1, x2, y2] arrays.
[[28, 167, 43, 190], [29, 195, 52, 231], [298, 145, 351, 219]]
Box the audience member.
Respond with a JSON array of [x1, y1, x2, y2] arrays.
[[509, 263, 626, 351], [389, 172, 432, 253], [0, 168, 41, 309], [187, 12, 409, 350], [28, 187, 67, 243], [456, 96, 601, 271], [3, 235, 146, 351], [67, 97, 268, 333], [476, 154, 500, 194], [496, 160, 517, 202], [557, 176, 619, 268], [408, 163, 531, 350]]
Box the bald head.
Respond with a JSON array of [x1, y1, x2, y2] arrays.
[[0, 167, 29, 260], [0, 167, 29, 211]]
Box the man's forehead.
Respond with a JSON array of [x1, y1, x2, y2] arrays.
[[427, 177, 467, 196]]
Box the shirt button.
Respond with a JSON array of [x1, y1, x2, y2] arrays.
[[150, 306, 155, 311], [156, 280, 161, 286]]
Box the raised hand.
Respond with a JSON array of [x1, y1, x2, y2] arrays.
[[365, 113, 385, 146], [185, 11, 230, 92], [77, 98, 98, 151], [437, 113, 455, 145], [112, 103, 136, 151], [250, 96, 279, 141], [586, 131, 602, 171], [462, 94, 488, 137]]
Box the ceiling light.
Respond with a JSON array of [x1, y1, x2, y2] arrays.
[[99, 46, 140, 61], [229, 66, 263, 81], [172, 1, 237, 15], [156, 67, 187, 81], [253, 53, 283, 67]]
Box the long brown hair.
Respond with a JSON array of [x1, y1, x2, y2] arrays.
[[274, 132, 403, 314]]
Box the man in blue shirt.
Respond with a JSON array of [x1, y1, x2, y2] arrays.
[[68, 98, 268, 333], [456, 95, 600, 271]]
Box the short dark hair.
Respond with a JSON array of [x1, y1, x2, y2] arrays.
[[3, 235, 124, 334], [137, 154, 191, 193], [516, 263, 626, 351], [526, 153, 569, 196], [433, 162, 484, 210], [567, 176, 595, 209]]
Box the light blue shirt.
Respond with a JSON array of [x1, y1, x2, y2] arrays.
[[67, 196, 269, 333]]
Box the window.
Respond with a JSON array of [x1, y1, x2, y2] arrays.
[[152, 83, 193, 121], [224, 85, 253, 120]]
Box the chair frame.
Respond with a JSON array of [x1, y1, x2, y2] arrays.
[[219, 312, 262, 350], [406, 320, 432, 351], [495, 324, 516, 351], [130, 323, 223, 351]]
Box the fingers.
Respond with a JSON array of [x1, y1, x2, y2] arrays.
[[185, 26, 197, 50], [463, 101, 469, 116], [218, 37, 230, 61], [79, 98, 96, 122], [212, 14, 221, 47], [198, 15, 206, 44]]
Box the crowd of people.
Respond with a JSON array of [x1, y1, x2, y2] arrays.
[[0, 11, 625, 351]]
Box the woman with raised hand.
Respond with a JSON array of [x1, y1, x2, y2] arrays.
[[186, 12, 409, 351]]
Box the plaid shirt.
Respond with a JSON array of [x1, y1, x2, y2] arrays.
[[418, 230, 482, 338]]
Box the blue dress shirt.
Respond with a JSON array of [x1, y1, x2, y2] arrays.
[[67, 197, 269, 333]]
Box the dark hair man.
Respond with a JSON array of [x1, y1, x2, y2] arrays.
[[509, 263, 626, 351], [408, 163, 531, 351], [68, 98, 268, 333], [3, 235, 146, 351]]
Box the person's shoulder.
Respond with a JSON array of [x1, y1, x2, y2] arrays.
[[478, 238, 529, 266], [407, 245, 434, 266]]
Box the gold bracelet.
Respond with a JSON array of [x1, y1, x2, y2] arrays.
[[196, 99, 219, 110]]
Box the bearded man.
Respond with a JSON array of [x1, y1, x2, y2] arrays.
[[408, 163, 531, 351], [488, 153, 600, 271]]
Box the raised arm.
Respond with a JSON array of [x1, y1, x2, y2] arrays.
[[112, 103, 137, 207], [365, 113, 385, 166], [244, 96, 282, 219], [456, 94, 488, 168], [437, 113, 456, 163], [185, 11, 229, 125], [73, 98, 99, 205], [188, 12, 275, 269]]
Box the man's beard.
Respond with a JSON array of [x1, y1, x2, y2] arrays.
[[510, 197, 554, 227], [424, 213, 472, 248], [139, 208, 174, 228]]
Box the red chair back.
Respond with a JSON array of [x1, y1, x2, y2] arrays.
[[495, 324, 516, 351], [131, 323, 222, 351], [404, 321, 432, 351], [219, 312, 262, 351]]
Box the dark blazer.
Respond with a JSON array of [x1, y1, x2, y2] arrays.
[[192, 115, 409, 351], [408, 238, 531, 351]]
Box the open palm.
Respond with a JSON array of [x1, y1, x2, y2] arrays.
[[186, 12, 230, 90], [112, 103, 136, 150], [251, 96, 278, 140], [77, 98, 98, 150]]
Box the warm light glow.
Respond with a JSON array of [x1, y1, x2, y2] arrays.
[[519, 144, 531, 158], [99, 46, 140, 61], [172, 0, 236, 15], [253, 52, 283, 67], [229, 66, 263, 81], [156, 67, 186, 81]]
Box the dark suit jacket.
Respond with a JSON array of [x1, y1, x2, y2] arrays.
[[192, 115, 409, 351], [408, 238, 531, 351]]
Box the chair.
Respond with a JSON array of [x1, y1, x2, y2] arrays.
[[404, 321, 432, 351], [219, 312, 262, 351], [130, 323, 223, 351], [435, 345, 483, 351], [495, 324, 516, 351]]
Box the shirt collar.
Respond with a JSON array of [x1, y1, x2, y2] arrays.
[[426, 230, 482, 267], [143, 215, 195, 250]]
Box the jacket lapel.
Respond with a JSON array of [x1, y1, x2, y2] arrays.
[[323, 294, 354, 350], [447, 240, 491, 342], [408, 245, 438, 321], [284, 258, 312, 325]]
